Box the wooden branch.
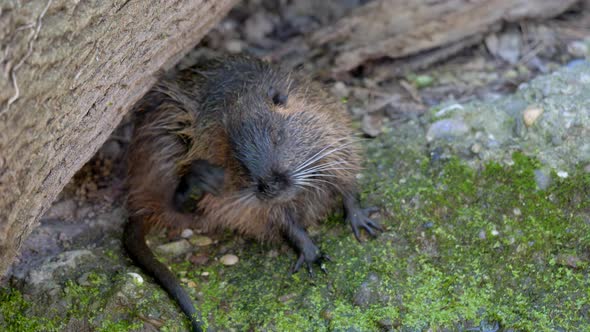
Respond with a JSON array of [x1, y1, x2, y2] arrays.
[[308, 0, 578, 73], [0, 0, 237, 275]]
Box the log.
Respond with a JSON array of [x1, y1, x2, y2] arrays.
[[309, 0, 579, 73], [0, 0, 237, 275]]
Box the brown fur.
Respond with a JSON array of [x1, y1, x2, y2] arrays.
[[127, 58, 360, 242], [124, 56, 366, 331]]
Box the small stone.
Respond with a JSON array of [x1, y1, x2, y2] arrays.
[[185, 280, 197, 288], [244, 12, 274, 43], [513, 208, 521, 216], [224, 39, 245, 54], [331, 81, 350, 99], [127, 272, 144, 285], [471, 143, 482, 154], [486, 30, 522, 64], [155, 239, 192, 257], [189, 235, 213, 247], [534, 169, 552, 190], [378, 318, 394, 329], [523, 106, 543, 126], [412, 75, 434, 88], [278, 293, 297, 302], [201, 271, 210, 277], [181, 229, 194, 238], [220, 254, 239, 266], [361, 114, 383, 138], [426, 118, 470, 142], [267, 249, 279, 258], [557, 171, 569, 179], [567, 40, 589, 58], [189, 253, 209, 266]]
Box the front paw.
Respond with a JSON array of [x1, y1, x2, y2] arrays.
[[186, 160, 225, 196], [291, 246, 331, 277], [347, 206, 383, 242]]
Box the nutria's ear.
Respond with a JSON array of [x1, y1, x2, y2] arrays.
[[268, 87, 288, 106]]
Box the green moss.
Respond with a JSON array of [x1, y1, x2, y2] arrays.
[[0, 288, 60, 332], [3, 138, 589, 331]]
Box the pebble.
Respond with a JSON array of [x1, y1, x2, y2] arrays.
[[478, 230, 486, 239], [534, 169, 551, 190], [331, 81, 350, 99], [567, 40, 589, 58], [426, 118, 470, 142], [556, 171, 569, 179], [523, 106, 543, 126], [361, 114, 382, 138], [189, 235, 213, 247], [181, 229, 194, 238], [127, 272, 144, 285], [244, 12, 274, 43], [513, 208, 521, 216], [412, 75, 434, 88], [220, 254, 239, 266], [278, 293, 297, 302], [485, 30, 522, 64], [470, 143, 482, 154], [189, 253, 209, 266], [224, 39, 245, 53], [155, 239, 192, 257]]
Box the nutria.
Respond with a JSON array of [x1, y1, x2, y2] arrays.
[[123, 55, 382, 331]]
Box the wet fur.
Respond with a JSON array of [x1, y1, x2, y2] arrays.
[[125, 56, 363, 330]]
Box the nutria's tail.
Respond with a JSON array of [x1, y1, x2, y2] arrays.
[[123, 216, 203, 332]]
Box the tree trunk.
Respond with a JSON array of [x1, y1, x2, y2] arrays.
[[0, 0, 237, 275]]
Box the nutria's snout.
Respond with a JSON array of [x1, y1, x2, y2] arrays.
[[255, 170, 293, 201]]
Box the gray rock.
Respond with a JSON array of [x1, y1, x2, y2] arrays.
[[26, 250, 95, 289], [361, 114, 383, 138], [155, 239, 192, 257], [426, 118, 470, 142], [534, 169, 552, 190], [43, 199, 77, 221]]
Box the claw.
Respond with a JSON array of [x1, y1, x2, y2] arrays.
[[291, 254, 305, 274], [290, 252, 331, 277], [307, 263, 315, 278], [347, 205, 383, 242]]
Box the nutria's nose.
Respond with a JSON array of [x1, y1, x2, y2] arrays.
[[256, 172, 290, 199]]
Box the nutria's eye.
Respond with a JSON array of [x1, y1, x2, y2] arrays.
[[268, 87, 288, 106]]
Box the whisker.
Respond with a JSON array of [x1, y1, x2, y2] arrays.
[[293, 140, 356, 174], [293, 162, 353, 177], [293, 138, 348, 173]]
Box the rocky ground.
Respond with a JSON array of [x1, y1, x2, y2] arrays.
[[1, 1, 590, 331]]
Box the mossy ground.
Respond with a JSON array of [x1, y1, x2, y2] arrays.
[[2, 122, 588, 331]]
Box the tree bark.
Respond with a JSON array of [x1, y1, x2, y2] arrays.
[[0, 0, 237, 275]]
